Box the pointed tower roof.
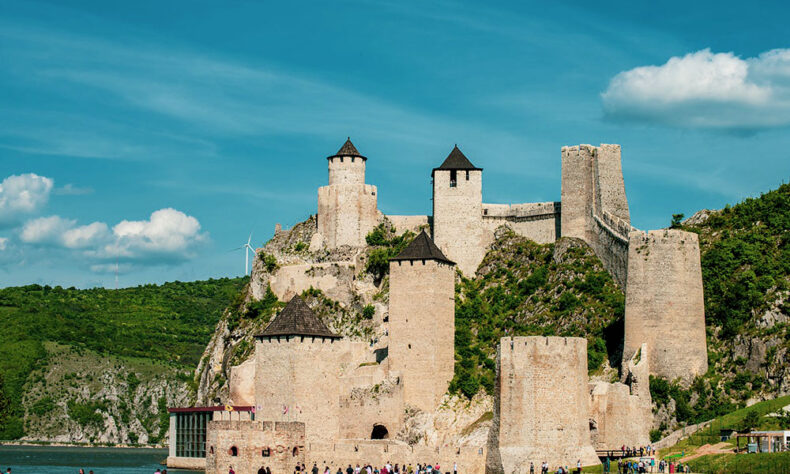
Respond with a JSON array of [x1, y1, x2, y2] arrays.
[[432, 145, 482, 176], [258, 295, 341, 339], [389, 231, 455, 265], [327, 138, 366, 161]]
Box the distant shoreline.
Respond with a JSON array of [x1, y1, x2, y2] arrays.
[[0, 440, 166, 450]]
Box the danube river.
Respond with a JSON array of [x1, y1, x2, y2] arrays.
[[0, 445, 201, 473]]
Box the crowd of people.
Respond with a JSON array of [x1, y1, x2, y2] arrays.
[[284, 461, 458, 474]]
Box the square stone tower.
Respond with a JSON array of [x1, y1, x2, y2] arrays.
[[317, 139, 379, 248], [253, 295, 345, 442], [388, 231, 456, 412], [432, 146, 484, 276]]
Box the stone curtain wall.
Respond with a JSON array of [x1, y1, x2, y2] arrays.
[[386, 215, 430, 234], [205, 420, 305, 474], [388, 258, 456, 412], [432, 169, 485, 276], [486, 337, 600, 473], [254, 337, 350, 442], [588, 344, 652, 450], [480, 202, 560, 245], [560, 144, 632, 287], [623, 230, 708, 381], [307, 440, 487, 474]]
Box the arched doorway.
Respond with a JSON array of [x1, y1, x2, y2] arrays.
[[371, 424, 389, 440]]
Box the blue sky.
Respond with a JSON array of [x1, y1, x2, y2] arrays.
[[1, 0, 789, 288]]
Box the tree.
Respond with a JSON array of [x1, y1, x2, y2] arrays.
[[741, 410, 761, 431], [670, 213, 685, 229]]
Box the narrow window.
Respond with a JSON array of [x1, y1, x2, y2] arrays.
[[450, 170, 457, 187], [465, 170, 470, 180], [262, 447, 271, 457], [292, 446, 299, 457], [230, 446, 238, 456]]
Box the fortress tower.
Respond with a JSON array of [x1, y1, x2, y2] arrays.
[[318, 139, 379, 248], [486, 337, 600, 473], [432, 146, 484, 276], [388, 231, 456, 412], [254, 296, 345, 441]]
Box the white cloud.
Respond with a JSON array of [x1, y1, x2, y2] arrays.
[[602, 48, 790, 131], [107, 208, 207, 260], [19, 208, 206, 267], [0, 237, 7, 251], [20, 215, 76, 244], [0, 173, 53, 225], [54, 183, 93, 196]]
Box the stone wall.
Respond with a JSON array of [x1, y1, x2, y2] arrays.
[[486, 337, 599, 473], [254, 337, 351, 442], [560, 144, 631, 287], [339, 378, 405, 439], [480, 202, 560, 245], [623, 230, 708, 382], [389, 258, 456, 412], [205, 420, 305, 474], [318, 183, 379, 249], [269, 262, 358, 302], [329, 156, 366, 186], [229, 358, 256, 405], [387, 215, 430, 234], [588, 344, 651, 450], [432, 169, 485, 276], [307, 440, 486, 474]]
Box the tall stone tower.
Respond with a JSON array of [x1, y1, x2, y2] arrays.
[[317, 139, 379, 248], [432, 145, 484, 276], [388, 231, 456, 412], [254, 295, 344, 441]]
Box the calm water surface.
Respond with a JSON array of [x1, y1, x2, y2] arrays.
[[0, 445, 201, 474]]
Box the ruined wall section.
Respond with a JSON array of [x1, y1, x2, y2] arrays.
[[432, 169, 484, 276], [624, 230, 708, 381], [338, 375, 405, 439], [254, 337, 351, 442], [389, 258, 456, 412], [486, 337, 599, 473], [386, 215, 430, 234], [588, 344, 651, 450], [481, 202, 560, 245], [205, 421, 305, 474]]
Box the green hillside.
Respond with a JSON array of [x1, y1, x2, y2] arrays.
[[0, 277, 246, 439]]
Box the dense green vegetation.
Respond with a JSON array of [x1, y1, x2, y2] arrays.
[[450, 232, 625, 398], [691, 183, 790, 338], [0, 277, 246, 439], [365, 223, 416, 281], [687, 452, 790, 474]]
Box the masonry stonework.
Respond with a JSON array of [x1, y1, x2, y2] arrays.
[[389, 245, 456, 412], [486, 337, 600, 473], [205, 421, 305, 474], [432, 167, 484, 276], [623, 230, 708, 381]]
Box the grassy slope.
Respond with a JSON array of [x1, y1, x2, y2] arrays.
[[451, 231, 625, 398], [0, 277, 246, 439]]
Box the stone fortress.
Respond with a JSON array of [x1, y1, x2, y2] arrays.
[[168, 139, 708, 474]]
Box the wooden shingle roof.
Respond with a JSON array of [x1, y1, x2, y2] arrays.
[[432, 145, 481, 175], [328, 138, 366, 161], [258, 295, 340, 339], [389, 231, 455, 265]]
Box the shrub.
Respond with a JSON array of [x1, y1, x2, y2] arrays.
[[362, 305, 375, 320], [30, 396, 55, 416]]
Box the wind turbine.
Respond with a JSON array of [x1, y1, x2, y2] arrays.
[[231, 232, 256, 276]]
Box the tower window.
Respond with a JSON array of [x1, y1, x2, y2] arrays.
[[466, 170, 470, 180], [450, 170, 457, 187], [262, 447, 271, 457], [229, 446, 238, 456]]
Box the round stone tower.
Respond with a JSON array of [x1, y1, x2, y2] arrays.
[[317, 138, 379, 248]]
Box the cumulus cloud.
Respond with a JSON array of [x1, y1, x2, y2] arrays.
[[602, 48, 790, 131], [0, 173, 53, 225], [0, 237, 7, 251], [19, 208, 206, 267], [106, 208, 207, 261]]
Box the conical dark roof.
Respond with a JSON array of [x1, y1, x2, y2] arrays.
[[432, 145, 481, 175], [389, 231, 455, 265], [258, 295, 340, 339], [328, 138, 366, 160]]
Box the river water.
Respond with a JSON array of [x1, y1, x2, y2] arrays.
[[0, 445, 201, 474]]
